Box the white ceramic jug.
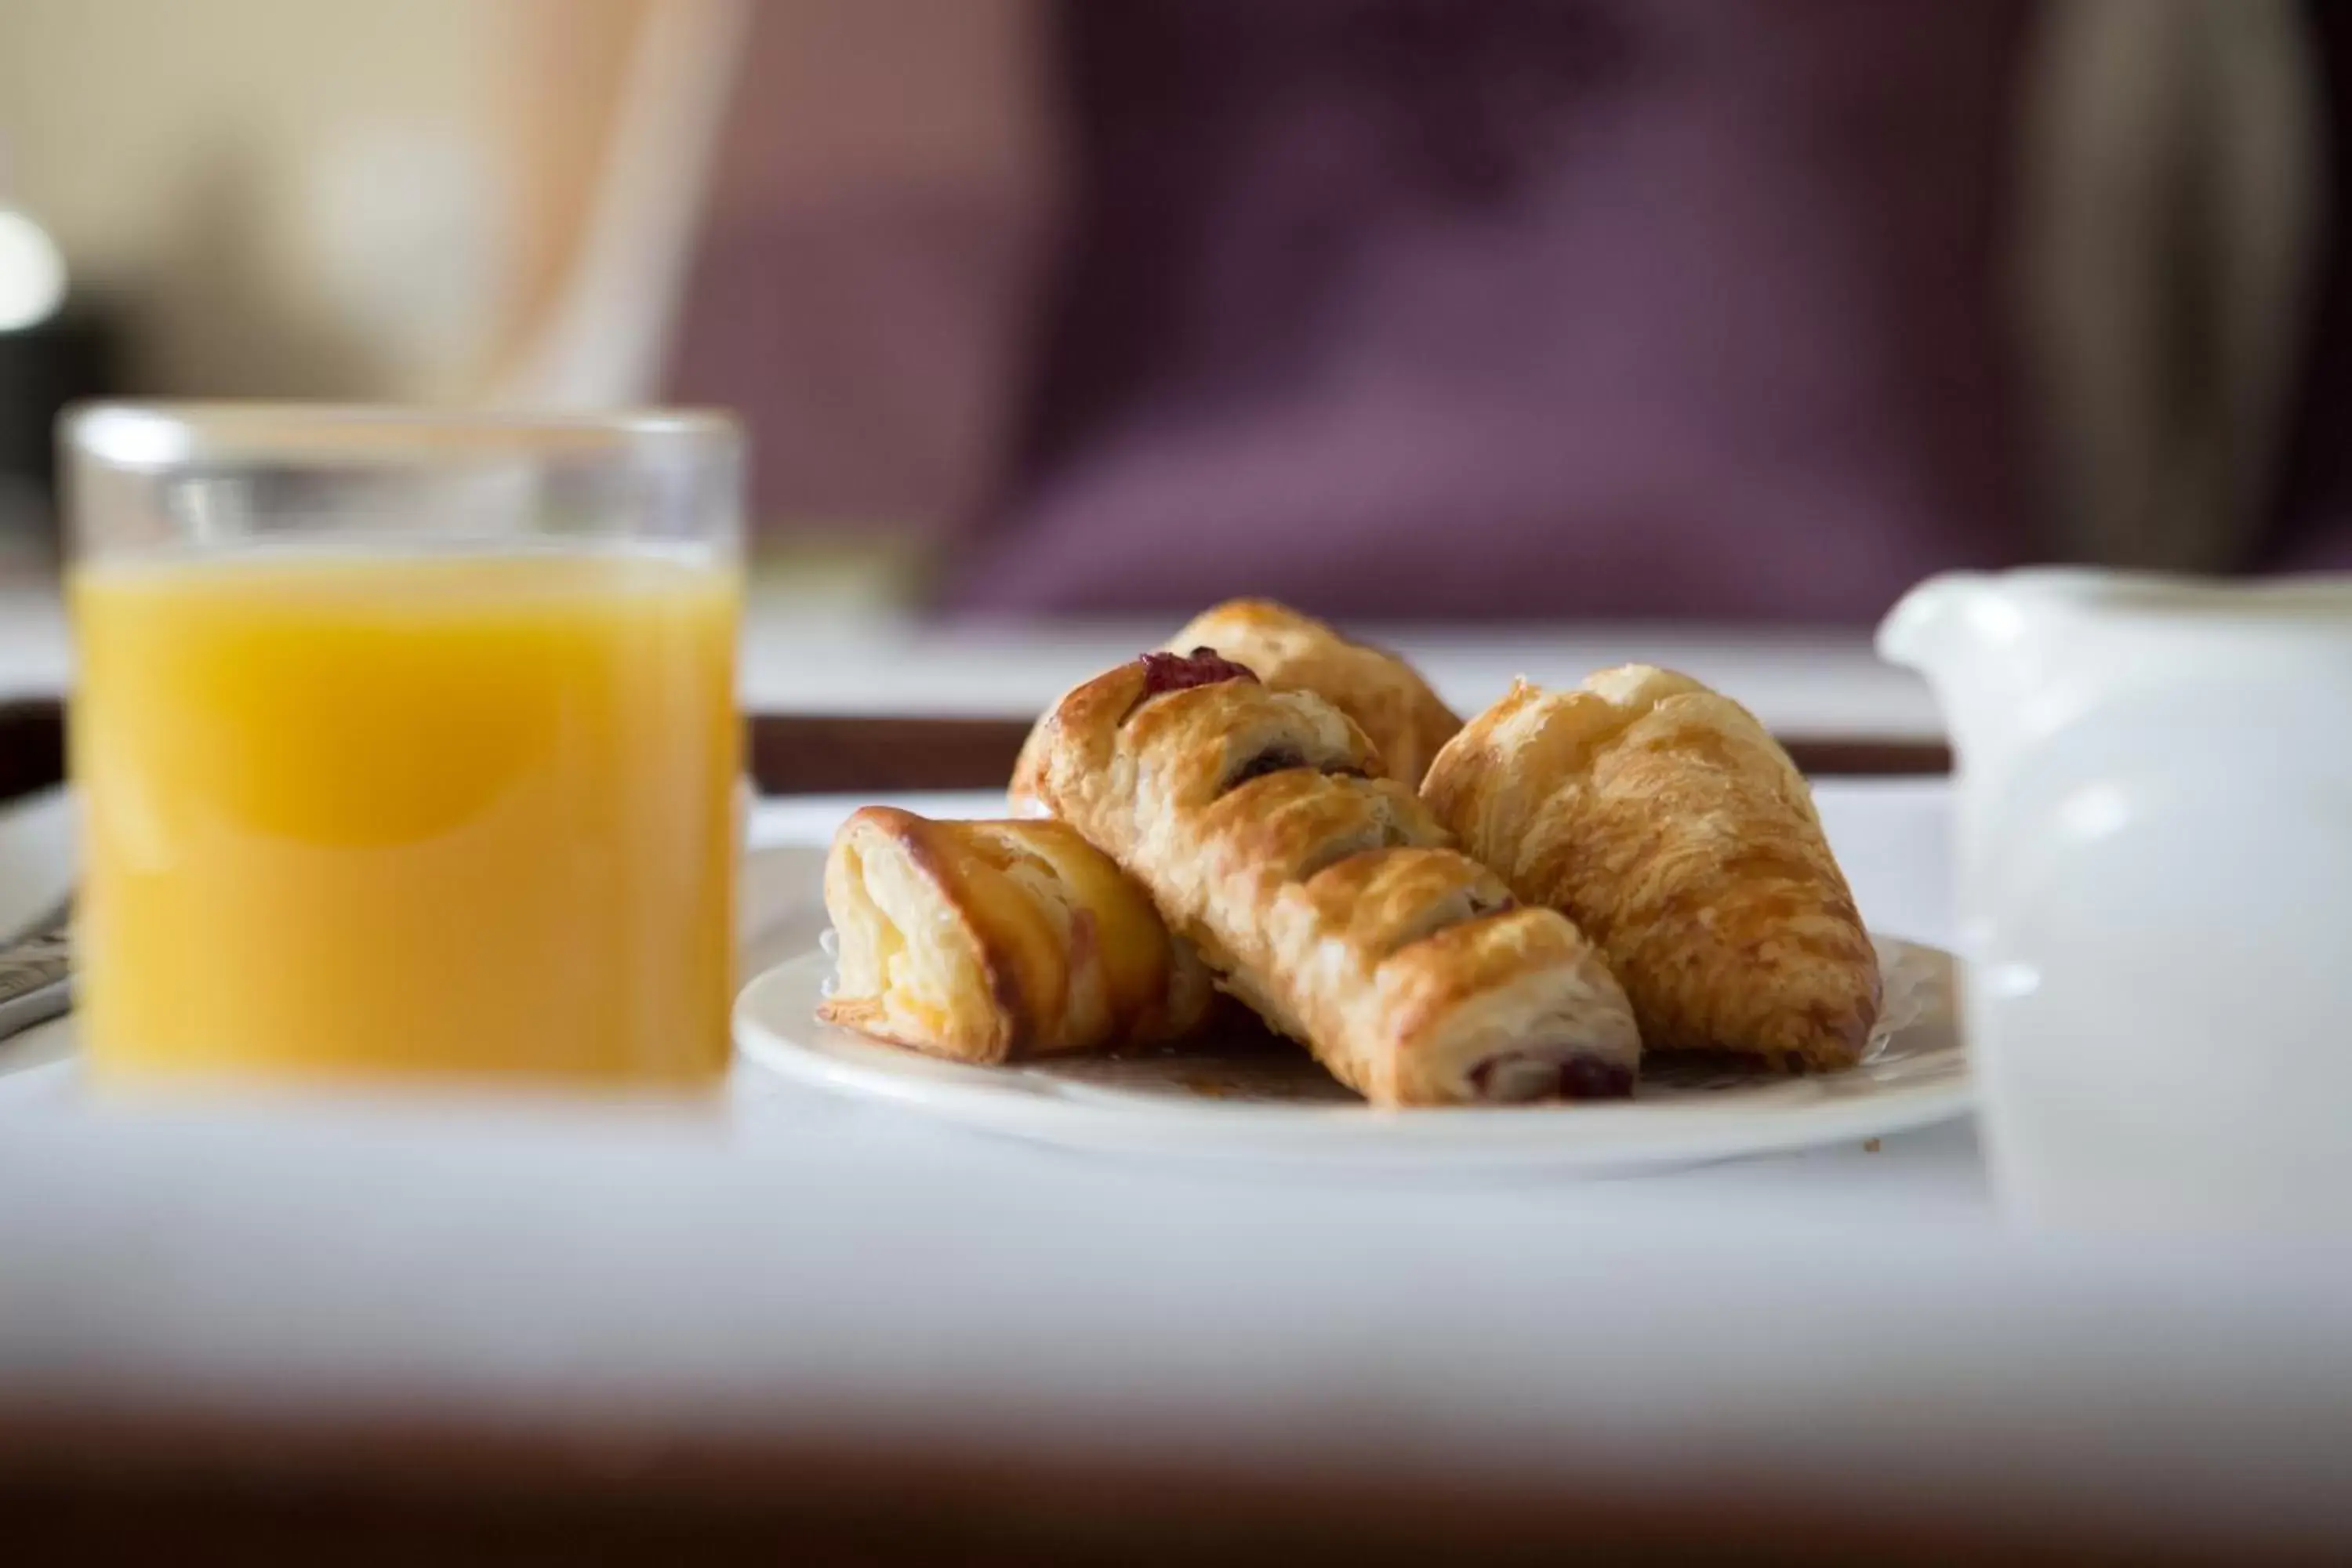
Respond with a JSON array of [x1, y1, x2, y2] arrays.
[[1879, 569, 2352, 1232]]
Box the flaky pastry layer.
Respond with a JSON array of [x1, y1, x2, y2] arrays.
[[1165, 599, 1461, 786], [821, 808, 1214, 1062], [1014, 657, 1638, 1105], [1422, 666, 1879, 1071]]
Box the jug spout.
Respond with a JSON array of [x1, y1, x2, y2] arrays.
[[1879, 572, 1996, 677], [1876, 571, 2060, 763]]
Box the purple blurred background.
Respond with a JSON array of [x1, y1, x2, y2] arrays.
[[6, 0, 2343, 623]]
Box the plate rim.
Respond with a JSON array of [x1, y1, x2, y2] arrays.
[[732, 942, 1972, 1171]]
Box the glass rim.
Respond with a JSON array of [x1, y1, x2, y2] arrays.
[[63, 401, 742, 471]]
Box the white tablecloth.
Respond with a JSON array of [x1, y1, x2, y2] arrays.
[[2, 785, 2347, 1551]]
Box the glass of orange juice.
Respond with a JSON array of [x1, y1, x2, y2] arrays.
[[65, 405, 742, 1091]]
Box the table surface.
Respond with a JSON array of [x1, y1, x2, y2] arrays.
[[5, 786, 2350, 1559]]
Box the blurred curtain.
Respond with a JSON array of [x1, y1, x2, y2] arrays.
[[663, 0, 1060, 534], [948, 0, 2040, 620], [2267, 0, 2352, 568], [482, 0, 748, 408], [481, 0, 652, 387], [655, 0, 2332, 596], [2017, 0, 2320, 571]]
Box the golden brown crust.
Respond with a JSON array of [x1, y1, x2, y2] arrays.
[[1167, 599, 1461, 786], [1016, 658, 1639, 1105], [1008, 600, 1461, 811], [1421, 666, 1880, 1072], [819, 808, 1214, 1062]]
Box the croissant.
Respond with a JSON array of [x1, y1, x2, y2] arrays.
[[1421, 666, 1879, 1072], [1164, 600, 1461, 785], [1014, 650, 1639, 1105], [821, 808, 1215, 1062]]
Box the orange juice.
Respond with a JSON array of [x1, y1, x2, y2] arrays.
[[71, 547, 740, 1087]]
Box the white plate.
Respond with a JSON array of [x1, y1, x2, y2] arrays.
[[733, 935, 1970, 1174]]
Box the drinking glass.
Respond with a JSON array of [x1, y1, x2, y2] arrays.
[[66, 404, 742, 1088]]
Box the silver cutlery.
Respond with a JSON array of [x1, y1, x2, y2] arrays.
[[0, 894, 71, 1042]]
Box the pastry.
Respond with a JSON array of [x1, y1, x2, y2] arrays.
[[1421, 666, 1879, 1072], [1010, 602, 1459, 811], [1164, 599, 1461, 785], [1014, 650, 1639, 1105], [821, 808, 1215, 1062]]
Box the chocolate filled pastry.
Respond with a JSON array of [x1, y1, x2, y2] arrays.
[[822, 808, 1215, 1062], [1010, 602, 1459, 812], [1421, 666, 1879, 1073], [1013, 651, 1639, 1106], [1163, 600, 1461, 786]]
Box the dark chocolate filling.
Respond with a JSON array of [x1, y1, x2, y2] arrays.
[[1559, 1056, 1637, 1102], [1468, 1051, 1635, 1103], [1222, 746, 1308, 791]]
